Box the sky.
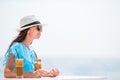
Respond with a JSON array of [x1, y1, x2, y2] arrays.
[[0, 0, 120, 59], [0, 0, 120, 79]]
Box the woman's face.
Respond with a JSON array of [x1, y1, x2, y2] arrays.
[[28, 26, 42, 39]]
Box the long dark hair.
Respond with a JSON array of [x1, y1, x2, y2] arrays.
[[5, 28, 29, 56]]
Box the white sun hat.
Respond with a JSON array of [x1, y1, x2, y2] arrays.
[[16, 15, 47, 32]]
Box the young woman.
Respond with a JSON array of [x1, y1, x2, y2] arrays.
[[3, 15, 59, 78]]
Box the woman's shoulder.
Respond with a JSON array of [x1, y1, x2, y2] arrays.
[[10, 42, 22, 48]]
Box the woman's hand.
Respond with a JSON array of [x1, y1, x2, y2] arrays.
[[32, 68, 59, 77], [48, 68, 60, 77], [33, 69, 49, 78]]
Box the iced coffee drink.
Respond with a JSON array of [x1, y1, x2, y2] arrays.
[[16, 59, 23, 78], [34, 59, 42, 71]]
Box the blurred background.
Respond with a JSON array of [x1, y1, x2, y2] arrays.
[[0, 0, 120, 80]]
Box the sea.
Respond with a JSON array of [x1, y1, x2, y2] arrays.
[[0, 56, 120, 80]]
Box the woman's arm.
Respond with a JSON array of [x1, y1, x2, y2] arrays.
[[4, 54, 59, 78], [4, 54, 41, 78], [4, 54, 16, 78]]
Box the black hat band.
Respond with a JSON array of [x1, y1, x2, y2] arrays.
[[21, 21, 41, 28]]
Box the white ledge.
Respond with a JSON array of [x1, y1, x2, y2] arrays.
[[2, 76, 107, 80]]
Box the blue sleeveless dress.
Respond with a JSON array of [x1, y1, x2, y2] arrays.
[[3, 42, 37, 72]]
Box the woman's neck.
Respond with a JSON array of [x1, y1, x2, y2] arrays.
[[22, 38, 33, 48]]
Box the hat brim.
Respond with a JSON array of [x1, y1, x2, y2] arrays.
[[16, 24, 47, 32]]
